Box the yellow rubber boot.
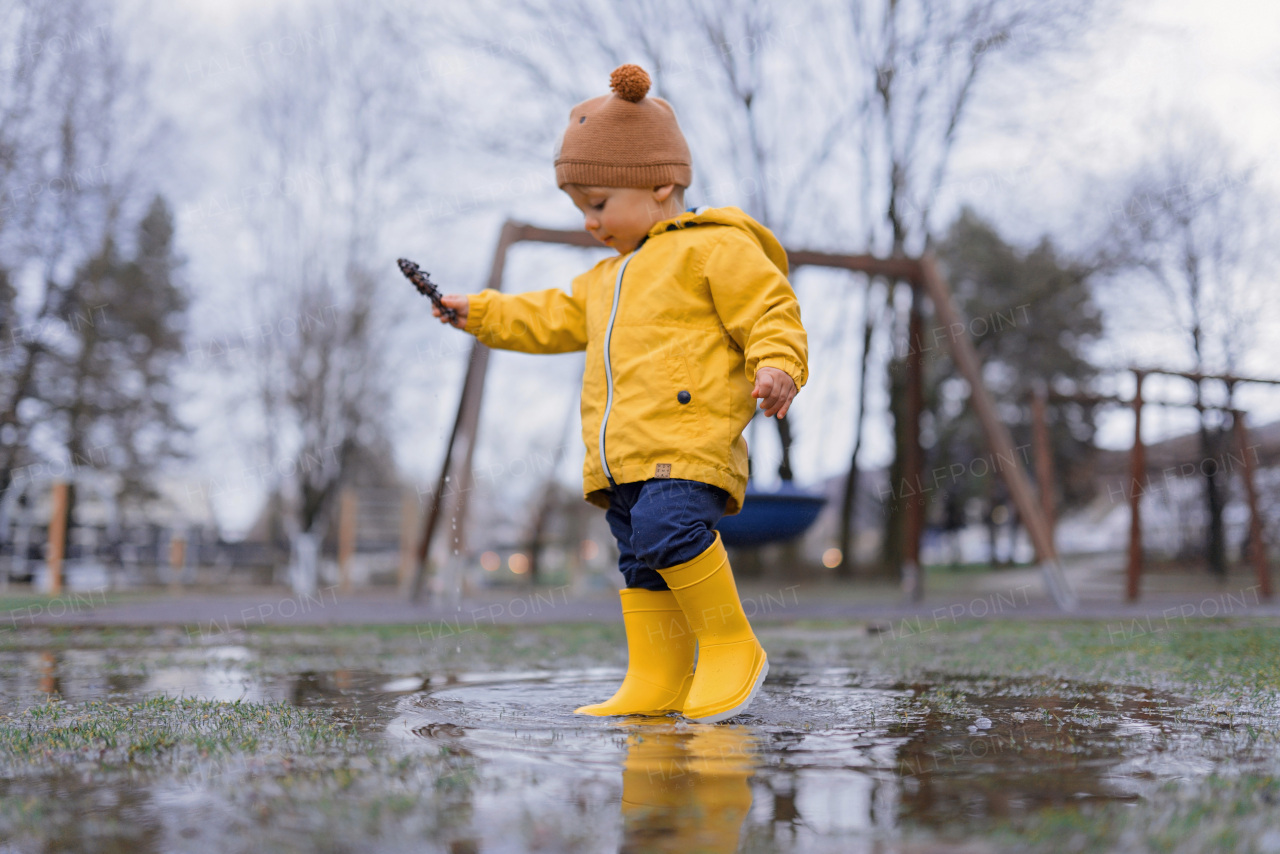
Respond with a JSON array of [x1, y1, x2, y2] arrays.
[[574, 588, 696, 717], [656, 531, 768, 724]]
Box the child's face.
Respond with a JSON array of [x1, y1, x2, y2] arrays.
[[563, 184, 680, 255]]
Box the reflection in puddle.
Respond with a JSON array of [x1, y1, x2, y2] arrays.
[[618, 721, 758, 853], [386, 667, 1226, 851], [13, 646, 281, 705]]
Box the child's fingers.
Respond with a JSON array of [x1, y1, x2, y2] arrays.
[[761, 390, 781, 416], [756, 371, 797, 416], [440, 295, 468, 329], [764, 383, 797, 418], [773, 384, 793, 417], [752, 372, 773, 400]]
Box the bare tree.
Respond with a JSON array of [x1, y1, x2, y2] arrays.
[[833, 0, 1101, 577], [217, 0, 442, 593], [1100, 116, 1276, 576], [420, 0, 862, 506], [55, 196, 189, 534], [411, 0, 1101, 579], [0, 0, 171, 533]]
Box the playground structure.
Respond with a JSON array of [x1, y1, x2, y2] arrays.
[[407, 221, 1078, 610], [715, 481, 829, 548], [1033, 369, 1277, 601], [10, 226, 1273, 606]]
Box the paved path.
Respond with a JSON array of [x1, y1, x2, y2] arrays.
[[7, 568, 1277, 632]]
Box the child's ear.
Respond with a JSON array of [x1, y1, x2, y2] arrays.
[[653, 183, 676, 202]]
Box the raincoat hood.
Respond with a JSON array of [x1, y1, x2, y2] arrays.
[[644, 206, 790, 278]]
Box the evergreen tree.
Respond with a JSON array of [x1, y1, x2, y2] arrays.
[[54, 195, 189, 516], [888, 207, 1102, 566]]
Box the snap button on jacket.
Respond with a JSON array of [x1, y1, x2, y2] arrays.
[[463, 205, 808, 517]]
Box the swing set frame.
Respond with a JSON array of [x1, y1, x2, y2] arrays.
[[405, 220, 1077, 610]]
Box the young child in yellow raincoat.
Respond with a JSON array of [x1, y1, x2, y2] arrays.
[[432, 64, 808, 724]]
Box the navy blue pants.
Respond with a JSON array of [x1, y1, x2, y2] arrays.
[[605, 478, 730, 591]]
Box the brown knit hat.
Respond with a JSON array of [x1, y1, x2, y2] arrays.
[[554, 64, 692, 190]]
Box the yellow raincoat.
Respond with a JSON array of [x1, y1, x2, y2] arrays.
[[464, 205, 807, 516]]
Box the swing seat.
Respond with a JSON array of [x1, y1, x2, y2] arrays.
[[715, 481, 827, 548]]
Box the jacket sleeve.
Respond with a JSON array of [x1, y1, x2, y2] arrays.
[[703, 229, 808, 389], [463, 271, 588, 354]]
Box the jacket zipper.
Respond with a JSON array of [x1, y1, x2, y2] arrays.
[[599, 245, 643, 484]]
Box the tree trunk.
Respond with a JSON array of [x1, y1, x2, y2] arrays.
[[881, 348, 907, 578], [838, 464, 862, 578], [525, 491, 556, 583], [289, 531, 319, 596], [62, 482, 77, 569], [987, 516, 999, 566], [1193, 373, 1227, 577], [774, 418, 795, 482], [0, 469, 14, 553], [1200, 420, 1227, 576], [838, 282, 885, 579], [1006, 506, 1020, 566]]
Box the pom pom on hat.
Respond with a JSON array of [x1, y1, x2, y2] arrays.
[[610, 64, 650, 102], [555, 63, 691, 189]]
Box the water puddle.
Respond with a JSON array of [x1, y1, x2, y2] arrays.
[[380, 666, 1249, 850]]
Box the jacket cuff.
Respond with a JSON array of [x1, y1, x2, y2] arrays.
[[464, 290, 494, 335], [755, 357, 806, 390]]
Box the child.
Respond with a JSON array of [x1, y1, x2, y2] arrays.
[[431, 64, 807, 724]]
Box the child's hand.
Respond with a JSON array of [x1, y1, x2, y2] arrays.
[[432, 294, 470, 330], [752, 367, 797, 419]]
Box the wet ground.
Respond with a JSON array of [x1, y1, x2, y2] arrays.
[[0, 619, 1277, 852]]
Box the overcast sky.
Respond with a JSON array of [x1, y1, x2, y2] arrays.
[[152, 0, 1280, 534]]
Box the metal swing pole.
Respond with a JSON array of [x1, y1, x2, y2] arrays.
[[917, 254, 1077, 610]]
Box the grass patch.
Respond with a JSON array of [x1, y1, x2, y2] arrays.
[[0, 695, 356, 771], [984, 772, 1280, 854], [0, 693, 479, 850]]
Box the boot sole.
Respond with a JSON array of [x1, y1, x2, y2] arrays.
[[684, 656, 769, 725]]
